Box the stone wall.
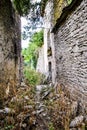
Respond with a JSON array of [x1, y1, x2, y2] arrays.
[[43, 0, 56, 83], [54, 0, 87, 108], [36, 46, 45, 74], [0, 0, 21, 85]]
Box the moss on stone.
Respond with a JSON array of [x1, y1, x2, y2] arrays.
[[54, 0, 67, 24]]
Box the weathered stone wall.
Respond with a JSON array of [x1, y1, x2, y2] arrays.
[[43, 0, 54, 76], [36, 46, 45, 74], [43, 0, 56, 83], [0, 0, 21, 85], [54, 0, 87, 108]]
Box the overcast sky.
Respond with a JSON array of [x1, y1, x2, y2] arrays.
[[21, 17, 29, 48], [21, 0, 41, 48]]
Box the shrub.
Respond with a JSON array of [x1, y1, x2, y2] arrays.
[[24, 67, 43, 87]]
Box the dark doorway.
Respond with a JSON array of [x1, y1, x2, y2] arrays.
[[48, 62, 52, 80], [49, 62, 52, 72]]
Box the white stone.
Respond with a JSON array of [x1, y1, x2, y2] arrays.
[[70, 115, 84, 128]]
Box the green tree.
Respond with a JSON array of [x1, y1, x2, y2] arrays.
[[13, 0, 30, 16], [22, 30, 43, 69]]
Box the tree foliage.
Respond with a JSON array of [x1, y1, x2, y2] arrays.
[[13, 0, 41, 16], [22, 30, 43, 69], [22, 30, 44, 87], [13, 0, 31, 16], [13, 0, 73, 16]]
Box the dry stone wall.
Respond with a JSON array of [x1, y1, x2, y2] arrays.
[[54, 0, 87, 108]]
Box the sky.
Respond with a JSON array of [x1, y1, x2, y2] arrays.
[[21, 17, 29, 48], [21, 17, 42, 48], [32, 0, 41, 3], [21, 0, 41, 48]]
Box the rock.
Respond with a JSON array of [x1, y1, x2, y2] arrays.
[[49, 99, 53, 102], [36, 109, 44, 114], [36, 85, 47, 91], [38, 103, 45, 109], [24, 105, 33, 109], [21, 123, 27, 128], [42, 113, 47, 117], [71, 101, 78, 117], [35, 101, 40, 105], [70, 115, 84, 128], [11, 96, 17, 102], [24, 96, 29, 100], [4, 107, 15, 114], [32, 111, 36, 115], [41, 91, 50, 99], [55, 94, 60, 98], [21, 82, 27, 87], [0, 109, 4, 113], [4, 107, 11, 113]]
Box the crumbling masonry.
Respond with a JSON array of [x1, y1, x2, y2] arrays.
[[0, 0, 21, 86]]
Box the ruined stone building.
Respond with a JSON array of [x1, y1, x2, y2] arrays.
[[0, 0, 21, 86], [37, 0, 56, 83], [37, 0, 68, 82], [37, 0, 87, 113]]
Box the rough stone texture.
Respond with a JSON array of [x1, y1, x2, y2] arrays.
[[0, 0, 21, 85], [54, 0, 87, 109], [37, 0, 56, 82], [70, 115, 84, 128], [36, 46, 45, 74], [42, 0, 56, 83]]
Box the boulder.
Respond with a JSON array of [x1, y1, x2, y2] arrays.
[[70, 115, 84, 128]]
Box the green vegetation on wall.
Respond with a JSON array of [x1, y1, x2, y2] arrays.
[[54, 0, 73, 24], [67, 0, 72, 5], [54, 0, 67, 24]]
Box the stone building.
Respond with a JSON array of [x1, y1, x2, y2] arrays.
[[37, 0, 87, 125], [0, 0, 21, 86], [43, 0, 56, 83], [37, 0, 69, 83], [37, 0, 56, 83], [36, 45, 45, 74], [52, 0, 87, 109]]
